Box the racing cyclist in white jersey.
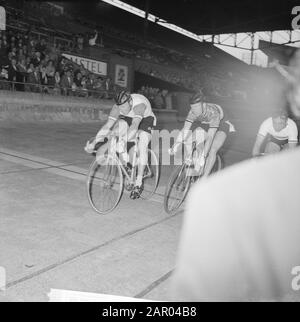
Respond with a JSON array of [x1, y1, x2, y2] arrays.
[[85, 91, 157, 199], [252, 109, 298, 157]]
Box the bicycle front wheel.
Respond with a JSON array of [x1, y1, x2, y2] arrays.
[[87, 155, 123, 214], [164, 163, 191, 215]]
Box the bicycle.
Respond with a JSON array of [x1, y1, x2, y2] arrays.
[[86, 134, 160, 214], [163, 141, 223, 215]]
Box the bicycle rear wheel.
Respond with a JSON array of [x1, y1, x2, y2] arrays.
[[87, 155, 123, 214], [164, 163, 191, 215], [140, 149, 160, 200]]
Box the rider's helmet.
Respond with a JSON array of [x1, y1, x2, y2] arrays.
[[189, 92, 205, 105], [114, 90, 131, 106]]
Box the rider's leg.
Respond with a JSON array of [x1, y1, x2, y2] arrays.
[[203, 131, 226, 176], [113, 119, 130, 164], [96, 141, 109, 160], [194, 127, 207, 155], [264, 141, 281, 154], [96, 119, 129, 162], [184, 130, 194, 161], [112, 119, 129, 138], [136, 130, 152, 187]]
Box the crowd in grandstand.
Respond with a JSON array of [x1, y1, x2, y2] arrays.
[[0, 0, 268, 105], [0, 28, 114, 98]]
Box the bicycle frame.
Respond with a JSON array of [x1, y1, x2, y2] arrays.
[[183, 141, 206, 178], [107, 135, 151, 187]]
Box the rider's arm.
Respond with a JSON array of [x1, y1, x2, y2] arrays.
[[252, 119, 269, 157], [202, 113, 221, 158], [252, 134, 265, 157], [174, 110, 195, 145], [127, 104, 146, 141], [95, 105, 119, 142], [288, 120, 298, 149]]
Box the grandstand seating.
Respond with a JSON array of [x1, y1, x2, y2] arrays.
[[0, 0, 284, 105]]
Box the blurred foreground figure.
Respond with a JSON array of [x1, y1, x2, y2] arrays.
[[172, 51, 300, 302]]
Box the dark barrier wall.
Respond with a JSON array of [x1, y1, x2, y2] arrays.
[[0, 91, 112, 123], [0, 90, 177, 125]]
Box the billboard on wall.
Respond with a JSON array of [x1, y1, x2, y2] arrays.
[[62, 53, 107, 76], [115, 64, 128, 88]]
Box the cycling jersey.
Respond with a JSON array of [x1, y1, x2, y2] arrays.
[[186, 103, 224, 128], [186, 102, 235, 133], [258, 117, 298, 144], [109, 93, 157, 126]]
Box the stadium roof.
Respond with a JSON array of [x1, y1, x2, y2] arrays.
[[123, 0, 300, 34]]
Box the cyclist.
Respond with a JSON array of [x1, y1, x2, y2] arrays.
[[169, 93, 235, 176], [252, 109, 298, 157], [85, 90, 156, 199]]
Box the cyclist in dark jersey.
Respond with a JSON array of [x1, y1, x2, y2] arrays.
[[170, 93, 235, 176]]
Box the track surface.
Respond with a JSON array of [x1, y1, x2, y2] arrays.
[[0, 121, 249, 301]]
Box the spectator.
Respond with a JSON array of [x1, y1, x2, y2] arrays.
[[81, 75, 88, 97], [7, 57, 18, 90], [60, 69, 73, 96], [58, 57, 67, 75], [53, 71, 61, 95], [86, 73, 96, 96], [17, 57, 27, 91], [35, 38, 47, 56], [27, 62, 35, 74], [11, 47, 17, 58], [46, 60, 55, 87], [40, 65, 49, 93], [74, 71, 82, 94], [48, 42, 59, 63], [94, 76, 104, 97], [17, 48, 25, 62], [27, 65, 41, 92], [31, 51, 42, 67], [1, 34, 8, 50], [75, 34, 84, 52], [88, 30, 98, 46], [27, 38, 36, 53], [25, 56, 31, 68]]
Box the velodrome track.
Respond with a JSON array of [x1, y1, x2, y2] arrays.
[[0, 120, 251, 301]]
